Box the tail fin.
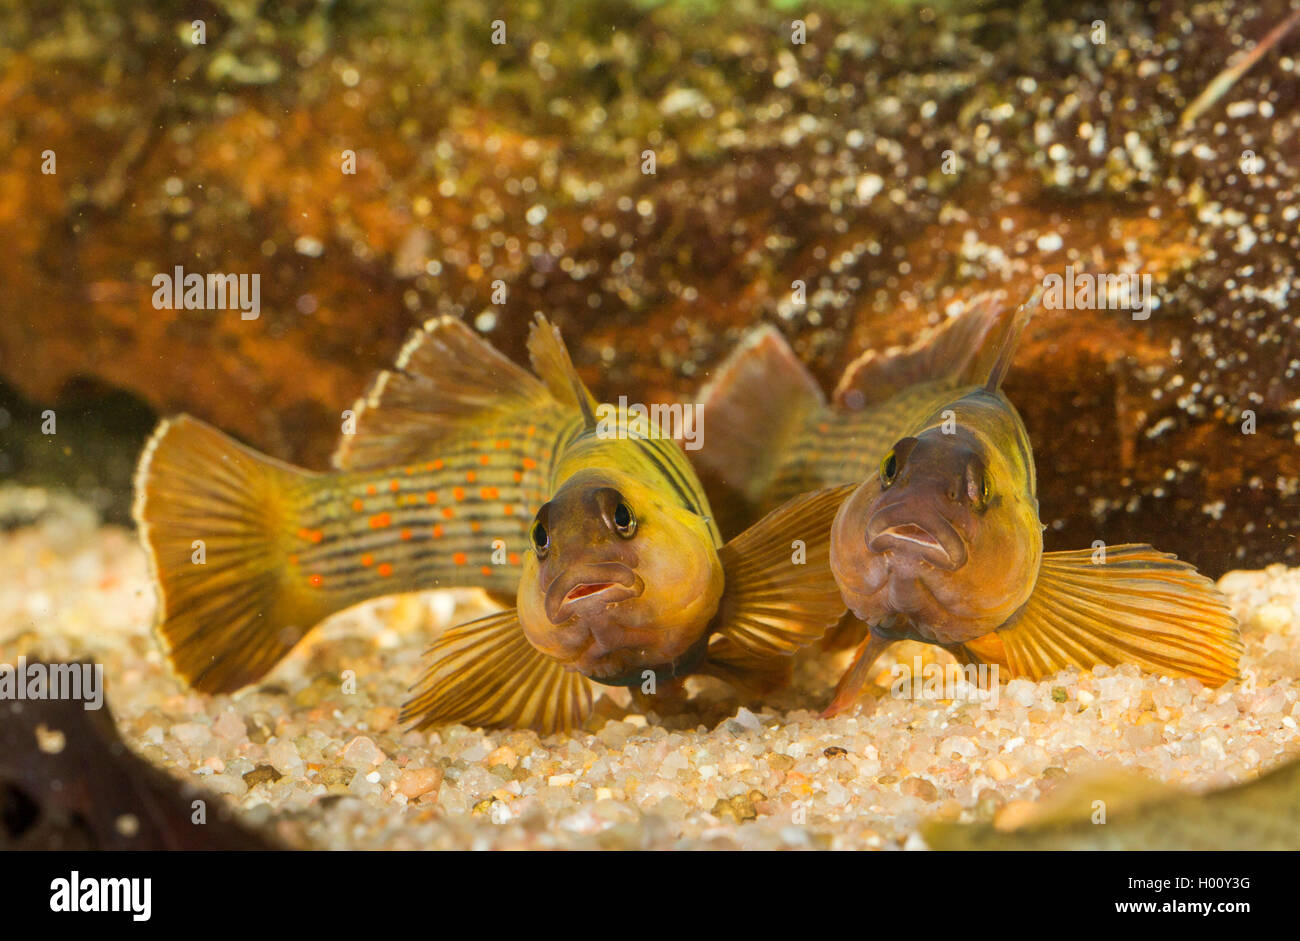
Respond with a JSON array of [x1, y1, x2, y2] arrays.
[[133, 415, 332, 693], [992, 544, 1242, 687]]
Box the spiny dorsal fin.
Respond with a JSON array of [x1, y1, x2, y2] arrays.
[[693, 324, 827, 517], [706, 483, 855, 674], [832, 291, 1029, 410], [982, 288, 1040, 393], [526, 313, 598, 428], [400, 608, 594, 734], [995, 544, 1242, 687], [332, 316, 555, 470]]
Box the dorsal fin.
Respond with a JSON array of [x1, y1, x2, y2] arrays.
[[526, 314, 598, 428], [982, 288, 1039, 392], [832, 291, 1031, 410], [332, 316, 554, 470]]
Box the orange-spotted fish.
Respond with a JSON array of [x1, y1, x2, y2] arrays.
[[822, 294, 1241, 715], [134, 315, 600, 692], [399, 318, 853, 733]]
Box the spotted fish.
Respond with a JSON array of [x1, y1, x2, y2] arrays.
[[400, 317, 852, 733], [134, 315, 591, 692]]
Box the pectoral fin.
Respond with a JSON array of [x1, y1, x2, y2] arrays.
[[995, 545, 1242, 686], [400, 609, 594, 734], [704, 484, 856, 683]]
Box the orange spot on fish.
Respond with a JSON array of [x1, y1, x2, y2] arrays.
[[471, 521, 482, 533], [361, 553, 374, 567], [522, 458, 537, 470], [503, 505, 515, 516], [466, 470, 477, 483], [400, 528, 412, 541], [432, 459, 444, 470], [441, 507, 454, 519], [424, 462, 436, 471], [405, 466, 416, 475], [308, 574, 323, 588], [389, 479, 400, 492], [526, 425, 536, 437], [366, 484, 377, 496], [508, 552, 520, 565], [425, 491, 438, 504], [289, 554, 299, 566], [453, 487, 466, 501], [481, 487, 499, 500], [378, 563, 394, 577], [352, 499, 364, 512], [432, 525, 444, 539], [453, 552, 468, 566], [480, 566, 492, 577], [479, 454, 490, 466], [310, 530, 323, 543], [495, 439, 510, 450], [513, 471, 523, 483], [369, 512, 392, 529]]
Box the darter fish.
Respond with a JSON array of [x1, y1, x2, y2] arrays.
[[693, 294, 1240, 715], [135, 314, 636, 692], [400, 317, 852, 733]]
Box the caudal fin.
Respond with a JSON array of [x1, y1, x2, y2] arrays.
[[133, 415, 331, 692], [992, 544, 1242, 687]]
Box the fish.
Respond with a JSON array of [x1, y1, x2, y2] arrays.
[[922, 758, 1300, 850], [693, 292, 1023, 537], [399, 316, 853, 733], [134, 314, 597, 692], [822, 293, 1242, 715]]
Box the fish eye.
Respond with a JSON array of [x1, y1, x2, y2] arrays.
[[880, 450, 899, 486], [613, 501, 636, 537], [531, 520, 550, 556]]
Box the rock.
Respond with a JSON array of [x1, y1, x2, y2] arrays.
[[395, 767, 444, 800], [340, 736, 386, 770], [900, 777, 940, 801], [242, 765, 283, 788]]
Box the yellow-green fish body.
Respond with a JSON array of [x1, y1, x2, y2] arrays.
[[400, 315, 855, 733]]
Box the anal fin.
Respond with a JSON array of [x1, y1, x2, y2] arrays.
[[996, 545, 1242, 687]]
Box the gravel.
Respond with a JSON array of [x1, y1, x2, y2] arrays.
[[3, 490, 1298, 850]]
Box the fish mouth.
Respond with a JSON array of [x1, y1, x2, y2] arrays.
[[867, 504, 967, 571], [544, 563, 642, 623]]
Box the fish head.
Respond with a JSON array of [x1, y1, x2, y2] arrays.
[[830, 424, 1042, 644], [517, 467, 724, 685]]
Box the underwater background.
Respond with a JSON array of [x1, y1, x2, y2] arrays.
[[1, 0, 1299, 850]]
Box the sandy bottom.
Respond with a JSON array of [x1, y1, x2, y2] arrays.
[[4, 495, 1299, 849]]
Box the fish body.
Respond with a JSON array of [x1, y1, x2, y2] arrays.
[[822, 295, 1242, 714], [924, 758, 1300, 851], [135, 316, 584, 692], [400, 316, 854, 732]]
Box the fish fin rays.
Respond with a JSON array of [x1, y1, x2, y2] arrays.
[[693, 324, 827, 527], [526, 313, 599, 427], [133, 415, 332, 692], [707, 484, 854, 672], [832, 291, 1028, 409], [400, 608, 594, 734], [994, 544, 1242, 686], [332, 316, 557, 470]]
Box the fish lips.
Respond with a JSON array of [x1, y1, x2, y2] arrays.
[[543, 562, 643, 624], [866, 501, 967, 571]]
